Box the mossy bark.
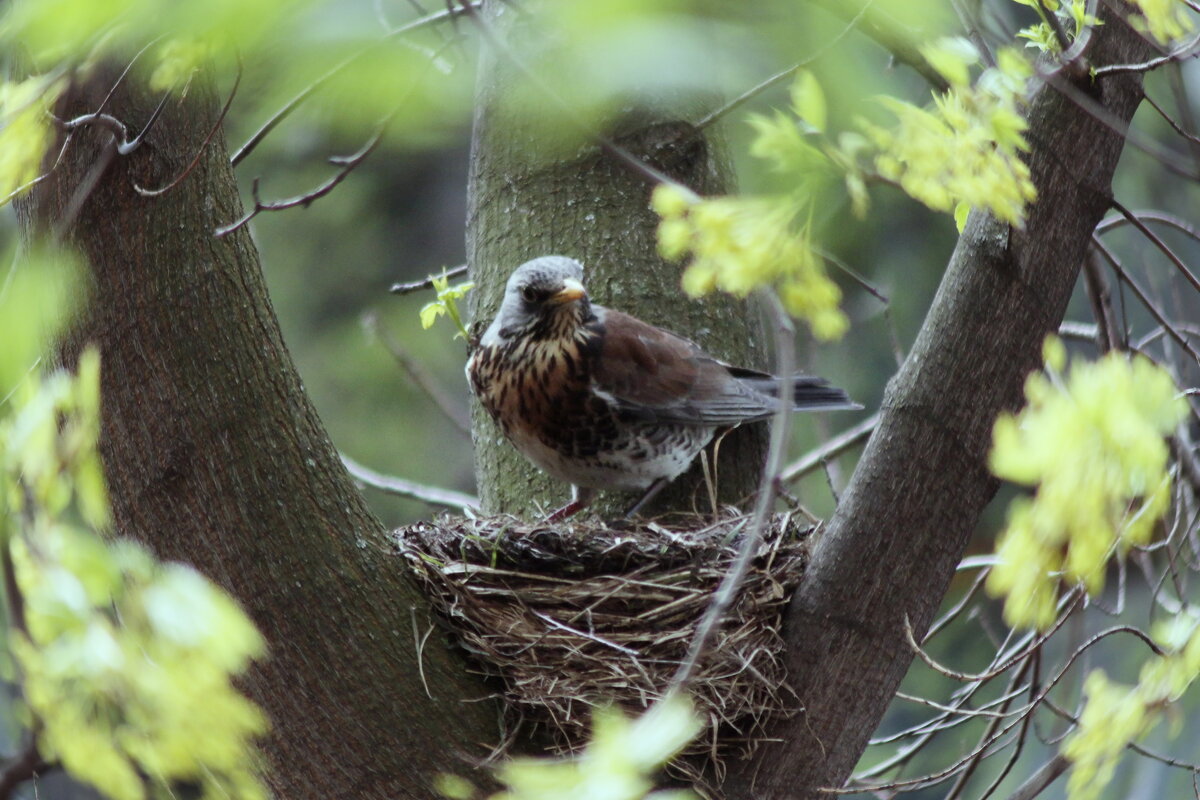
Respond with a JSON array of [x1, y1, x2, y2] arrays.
[[20, 69, 496, 798], [466, 2, 768, 518]]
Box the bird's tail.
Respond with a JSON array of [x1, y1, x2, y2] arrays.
[[790, 379, 862, 411], [734, 371, 862, 411]]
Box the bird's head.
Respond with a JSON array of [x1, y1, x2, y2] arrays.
[[487, 256, 592, 342]]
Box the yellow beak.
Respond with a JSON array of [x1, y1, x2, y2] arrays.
[[550, 278, 587, 305]]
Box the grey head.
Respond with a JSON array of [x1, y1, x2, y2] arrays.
[[481, 256, 591, 344]]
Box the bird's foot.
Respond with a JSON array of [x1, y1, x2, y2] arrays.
[[545, 499, 588, 523], [545, 486, 598, 523]]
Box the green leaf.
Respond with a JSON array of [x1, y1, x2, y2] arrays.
[[420, 302, 447, 330], [953, 202, 970, 233], [918, 37, 979, 87], [789, 69, 827, 134]]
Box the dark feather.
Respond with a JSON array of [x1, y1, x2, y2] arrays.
[[589, 309, 859, 426]]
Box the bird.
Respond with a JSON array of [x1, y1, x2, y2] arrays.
[[466, 255, 860, 520]]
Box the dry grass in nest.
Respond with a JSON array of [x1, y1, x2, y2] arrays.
[[396, 510, 814, 786]]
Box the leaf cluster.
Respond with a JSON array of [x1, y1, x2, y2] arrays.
[[864, 40, 1036, 228], [650, 71, 849, 341], [419, 273, 475, 340], [1, 256, 269, 800], [987, 337, 1185, 630], [1063, 613, 1200, 800]]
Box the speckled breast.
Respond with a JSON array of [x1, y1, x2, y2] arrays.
[[467, 333, 712, 491]]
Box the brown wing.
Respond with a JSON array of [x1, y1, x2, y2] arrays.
[[589, 309, 781, 426]]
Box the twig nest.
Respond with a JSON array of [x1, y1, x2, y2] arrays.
[[397, 511, 814, 783]]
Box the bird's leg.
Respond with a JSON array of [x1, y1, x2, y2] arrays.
[[622, 478, 670, 519], [546, 486, 596, 523]]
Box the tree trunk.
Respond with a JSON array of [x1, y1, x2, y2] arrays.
[[465, 1, 768, 518], [725, 9, 1155, 798], [20, 68, 496, 799]]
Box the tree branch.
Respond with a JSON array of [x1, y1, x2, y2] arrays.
[[341, 454, 478, 511], [230, 1, 480, 167], [0, 739, 49, 800], [723, 5, 1157, 797]]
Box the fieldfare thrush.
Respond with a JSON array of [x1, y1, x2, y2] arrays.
[[467, 256, 860, 520]]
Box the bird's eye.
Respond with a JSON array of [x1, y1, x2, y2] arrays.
[[520, 285, 538, 303]]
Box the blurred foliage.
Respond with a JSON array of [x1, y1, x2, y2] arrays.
[[652, 31, 1037, 340], [437, 692, 701, 800], [987, 337, 1185, 630], [0, 76, 65, 204], [986, 337, 1195, 800], [865, 41, 1036, 227], [653, 181, 849, 341], [1, 252, 267, 799], [1128, 0, 1195, 43], [1064, 611, 1200, 800]]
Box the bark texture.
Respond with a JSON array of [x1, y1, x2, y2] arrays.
[[466, 1, 768, 517], [21, 70, 496, 798], [726, 9, 1154, 799]]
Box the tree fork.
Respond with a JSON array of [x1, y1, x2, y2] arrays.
[[19, 67, 497, 798], [726, 8, 1156, 798]]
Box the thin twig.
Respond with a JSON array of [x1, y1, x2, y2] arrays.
[[1037, 67, 1200, 182], [390, 264, 468, 295], [55, 89, 172, 157], [901, 595, 1078, 684], [410, 607, 435, 700], [361, 312, 471, 435], [1091, 237, 1200, 362], [1004, 755, 1070, 800], [340, 454, 478, 511], [1040, 694, 1200, 771], [219, 35, 457, 237], [954, 654, 1042, 800], [134, 58, 243, 197], [1143, 91, 1200, 147], [842, 619, 1166, 794], [951, 0, 997, 68], [1096, 209, 1200, 240], [230, 1, 480, 167], [1166, 60, 1200, 169], [1036, 0, 1073, 52], [219, 115, 391, 237], [1092, 29, 1200, 76], [870, 685, 1033, 746], [1109, 198, 1200, 297], [670, 289, 795, 689], [816, 247, 890, 305], [52, 137, 117, 240], [891, 687, 1022, 720], [693, 0, 874, 130], [96, 36, 166, 116], [1081, 248, 1121, 352], [922, 566, 989, 643], [804, 0, 951, 92], [0, 130, 76, 207], [0, 737, 49, 800], [782, 412, 879, 483]]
